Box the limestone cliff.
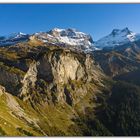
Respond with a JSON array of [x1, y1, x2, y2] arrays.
[[17, 47, 106, 106], [0, 43, 108, 136]]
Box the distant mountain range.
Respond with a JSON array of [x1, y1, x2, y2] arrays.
[[0, 28, 97, 52], [0, 32, 29, 46], [1, 27, 140, 52]]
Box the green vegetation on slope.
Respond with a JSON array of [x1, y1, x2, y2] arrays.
[[98, 81, 140, 136], [68, 81, 140, 136]]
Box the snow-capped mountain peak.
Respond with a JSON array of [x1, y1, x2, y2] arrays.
[[7, 32, 27, 39], [48, 28, 90, 39], [0, 32, 29, 46], [51, 28, 65, 33], [35, 28, 98, 52], [94, 27, 140, 49], [0, 28, 98, 52], [111, 27, 131, 36]]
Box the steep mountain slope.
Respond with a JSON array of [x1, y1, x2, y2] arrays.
[[93, 38, 140, 77], [66, 80, 140, 136], [0, 85, 45, 136], [0, 38, 109, 136], [97, 81, 140, 136]]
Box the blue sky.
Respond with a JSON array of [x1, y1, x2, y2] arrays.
[[0, 4, 140, 40]]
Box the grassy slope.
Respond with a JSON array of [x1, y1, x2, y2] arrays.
[[0, 94, 43, 136]]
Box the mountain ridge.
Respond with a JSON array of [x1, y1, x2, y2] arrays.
[[0, 28, 99, 52], [1, 27, 140, 52]]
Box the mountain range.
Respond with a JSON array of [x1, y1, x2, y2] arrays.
[[0, 27, 140, 136], [1, 27, 140, 51]]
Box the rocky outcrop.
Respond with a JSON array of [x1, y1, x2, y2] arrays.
[[37, 50, 103, 84], [0, 64, 23, 95], [33, 49, 104, 105], [20, 61, 38, 101], [0, 85, 6, 96], [4, 47, 103, 105], [0, 41, 106, 107]]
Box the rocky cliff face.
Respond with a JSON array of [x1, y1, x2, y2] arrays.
[[15, 46, 106, 105], [20, 61, 38, 101], [0, 41, 109, 136], [36, 49, 104, 105], [0, 63, 24, 95]]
